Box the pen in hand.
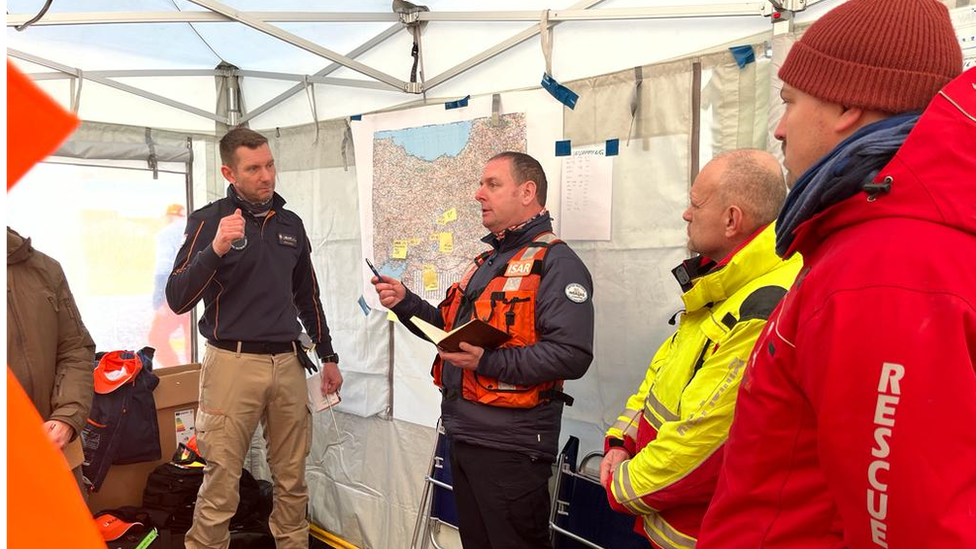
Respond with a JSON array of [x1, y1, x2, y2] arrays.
[[365, 257, 383, 280]]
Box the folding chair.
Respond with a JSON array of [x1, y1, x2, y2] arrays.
[[411, 419, 459, 549], [550, 438, 649, 549]]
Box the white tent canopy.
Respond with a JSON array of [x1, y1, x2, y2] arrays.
[[7, 0, 851, 130], [8, 2, 975, 548]]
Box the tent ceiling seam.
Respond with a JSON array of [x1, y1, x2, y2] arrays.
[[423, 0, 610, 92], [239, 23, 402, 124], [184, 0, 409, 92], [170, 0, 228, 66]]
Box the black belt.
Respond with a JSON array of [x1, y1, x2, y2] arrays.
[[207, 340, 295, 355]]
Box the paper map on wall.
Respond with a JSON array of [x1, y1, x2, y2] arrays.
[[370, 114, 526, 302]]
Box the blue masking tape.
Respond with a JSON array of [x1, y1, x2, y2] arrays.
[[606, 138, 619, 156], [541, 73, 579, 110], [350, 114, 362, 121], [729, 45, 756, 68], [357, 295, 371, 316], [445, 95, 470, 110], [555, 140, 572, 157]]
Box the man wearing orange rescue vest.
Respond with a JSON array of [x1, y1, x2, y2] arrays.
[[372, 151, 595, 549]]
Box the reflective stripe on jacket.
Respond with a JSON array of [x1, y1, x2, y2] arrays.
[[391, 212, 594, 460], [606, 224, 801, 549], [432, 232, 566, 408]]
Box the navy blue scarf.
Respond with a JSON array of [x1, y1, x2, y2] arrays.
[[775, 112, 919, 257]]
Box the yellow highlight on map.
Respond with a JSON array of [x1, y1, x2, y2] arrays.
[[392, 239, 409, 259], [438, 232, 454, 254], [422, 265, 439, 292]]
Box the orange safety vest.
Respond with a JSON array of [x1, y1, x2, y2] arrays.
[[431, 232, 571, 408]]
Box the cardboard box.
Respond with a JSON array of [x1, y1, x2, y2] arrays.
[[88, 363, 201, 513]]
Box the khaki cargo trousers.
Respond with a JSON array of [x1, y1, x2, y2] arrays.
[[185, 344, 311, 549]]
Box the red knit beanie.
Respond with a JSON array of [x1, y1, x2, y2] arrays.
[[779, 0, 962, 113]]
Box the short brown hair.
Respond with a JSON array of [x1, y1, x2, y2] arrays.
[[219, 127, 269, 167], [489, 151, 548, 206]]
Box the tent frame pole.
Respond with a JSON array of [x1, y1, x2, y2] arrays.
[[8, 4, 800, 27], [183, 0, 410, 92], [7, 0, 830, 123], [240, 24, 402, 124], [7, 48, 229, 123]]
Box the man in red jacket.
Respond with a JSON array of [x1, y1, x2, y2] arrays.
[[698, 1, 976, 549]]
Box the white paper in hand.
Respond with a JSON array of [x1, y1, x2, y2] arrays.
[[306, 372, 341, 412]]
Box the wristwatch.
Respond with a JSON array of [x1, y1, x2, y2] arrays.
[[321, 353, 339, 364]]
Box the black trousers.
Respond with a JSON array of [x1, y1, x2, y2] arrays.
[[449, 438, 553, 549]]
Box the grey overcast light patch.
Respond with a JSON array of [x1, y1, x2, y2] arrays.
[[565, 283, 589, 303]]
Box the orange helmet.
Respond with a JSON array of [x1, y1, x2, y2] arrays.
[[165, 204, 186, 217]]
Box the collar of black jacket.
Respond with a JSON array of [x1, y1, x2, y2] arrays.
[[671, 255, 718, 294], [480, 211, 554, 253], [225, 184, 286, 216]]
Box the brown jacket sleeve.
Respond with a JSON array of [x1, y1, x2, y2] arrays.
[[48, 272, 95, 439]]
